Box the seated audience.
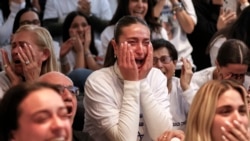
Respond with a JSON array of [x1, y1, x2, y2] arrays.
[[84, 15, 172, 141], [191, 39, 250, 96], [208, 6, 250, 66], [101, 0, 168, 60], [0, 25, 59, 98], [185, 79, 250, 141], [38, 71, 94, 140], [152, 39, 194, 131], [60, 11, 102, 74], [0, 82, 72, 141], [0, 7, 61, 70]]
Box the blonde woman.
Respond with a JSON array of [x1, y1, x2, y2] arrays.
[[185, 79, 250, 141], [0, 25, 59, 98]]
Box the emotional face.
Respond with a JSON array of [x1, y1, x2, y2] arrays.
[[128, 0, 148, 19], [153, 47, 176, 80], [38, 73, 77, 124], [11, 30, 48, 75], [211, 89, 249, 141], [113, 23, 150, 70], [11, 88, 72, 141], [69, 15, 88, 43], [217, 63, 248, 84]]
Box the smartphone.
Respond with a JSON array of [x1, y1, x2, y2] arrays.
[[223, 0, 238, 12]]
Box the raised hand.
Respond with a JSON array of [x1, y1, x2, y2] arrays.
[[78, 0, 91, 16], [60, 38, 74, 57], [221, 120, 250, 141], [217, 8, 237, 30], [139, 43, 153, 80], [18, 43, 42, 83], [180, 58, 193, 91], [117, 42, 138, 81], [157, 130, 185, 141], [1, 49, 21, 86], [83, 25, 91, 51]]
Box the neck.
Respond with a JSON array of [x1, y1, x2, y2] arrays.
[[167, 77, 172, 93]]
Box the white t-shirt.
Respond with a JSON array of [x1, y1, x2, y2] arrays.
[[84, 62, 173, 141]]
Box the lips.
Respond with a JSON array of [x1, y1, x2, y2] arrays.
[[64, 103, 73, 117], [49, 137, 67, 141], [135, 58, 145, 68]]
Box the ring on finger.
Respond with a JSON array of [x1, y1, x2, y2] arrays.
[[4, 64, 8, 68], [25, 60, 30, 65]]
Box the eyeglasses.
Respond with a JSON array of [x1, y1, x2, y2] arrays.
[[55, 85, 79, 96], [19, 19, 41, 26], [229, 73, 245, 80], [153, 56, 172, 65]]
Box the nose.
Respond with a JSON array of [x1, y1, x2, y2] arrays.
[[61, 89, 73, 102], [231, 111, 243, 123], [155, 59, 163, 68], [137, 0, 143, 7], [51, 116, 65, 132], [135, 43, 144, 55]]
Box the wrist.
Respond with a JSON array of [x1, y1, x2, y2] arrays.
[[84, 50, 93, 58], [172, 2, 183, 14]]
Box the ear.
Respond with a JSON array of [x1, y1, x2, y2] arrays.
[[111, 39, 118, 57], [41, 48, 50, 62], [173, 60, 177, 67], [215, 60, 220, 69]]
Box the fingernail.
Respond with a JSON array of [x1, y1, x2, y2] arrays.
[[222, 135, 227, 140], [233, 120, 239, 125], [221, 126, 226, 132]]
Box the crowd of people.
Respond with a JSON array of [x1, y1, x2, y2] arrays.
[[0, 0, 250, 141]]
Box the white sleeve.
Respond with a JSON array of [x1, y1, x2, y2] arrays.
[[183, 0, 197, 24], [140, 72, 173, 140], [93, 0, 113, 20], [160, 27, 169, 40], [0, 1, 25, 45], [181, 87, 196, 105], [43, 0, 58, 20], [84, 77, 140, 141]]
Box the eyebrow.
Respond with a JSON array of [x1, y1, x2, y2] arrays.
[[31, 106, 67, 117]]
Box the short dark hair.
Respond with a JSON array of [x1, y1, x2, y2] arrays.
[[0, 82, 60, 141], [151, 39, 178, 61], [217, 39, 250, 66]]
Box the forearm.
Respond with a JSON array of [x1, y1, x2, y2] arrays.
[[74, 52, 85, 69], [153, 0, 166, 18], [84, 50, 102, 70], [175, 10, 195, 33], [104, 81, 141, 141]]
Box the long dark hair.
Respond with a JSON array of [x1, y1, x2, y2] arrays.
[[62, 11, 98, 56], [109, 0, 161, 33], [12, 8, 41, 33]]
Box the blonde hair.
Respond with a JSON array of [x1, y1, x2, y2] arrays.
[[185, 80, 249, 141], [15, 25, 59, 74]]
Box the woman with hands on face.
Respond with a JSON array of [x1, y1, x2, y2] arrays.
[[0, 25, 59, 99], [152, 39, 194, 132], [185, 79, 250, 141], [84, 16, 173, 141], [60, 11, 102, 74]]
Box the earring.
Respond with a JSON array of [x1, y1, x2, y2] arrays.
[[114, 54, 117, 58]]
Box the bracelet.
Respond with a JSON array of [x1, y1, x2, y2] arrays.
[[172, 2, 183, 14]]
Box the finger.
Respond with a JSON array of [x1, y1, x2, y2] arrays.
[[1, 49, 10, 66], [221, 126, 238, 141], [219, 7, 224, 16], [17, 47, 30, 66], [24, 43, 33, 62]]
